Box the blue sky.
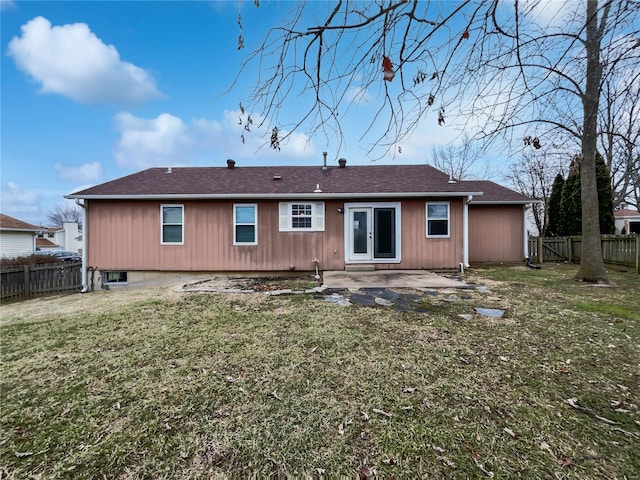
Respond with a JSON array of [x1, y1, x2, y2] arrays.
[[2, 1, 335, 225], [1, 0, 578, 226]]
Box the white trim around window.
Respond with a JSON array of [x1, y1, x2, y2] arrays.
[[233, 204, 258, 245], [279, 202, 325, 232], [426, 201, 450, 238], [160, 204, 184, 245], [104, 271, 128, 285]]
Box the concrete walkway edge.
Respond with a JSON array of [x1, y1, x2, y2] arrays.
[[322, 270, 467, 289]]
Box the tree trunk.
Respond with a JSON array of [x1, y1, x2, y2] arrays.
[[575, 0, 609, 283]]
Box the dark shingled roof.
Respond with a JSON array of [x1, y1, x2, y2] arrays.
[[67, 164, 533, 203], [0, 213, 41, 231]]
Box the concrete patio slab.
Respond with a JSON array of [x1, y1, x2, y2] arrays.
[[322, 270, 467, 289]]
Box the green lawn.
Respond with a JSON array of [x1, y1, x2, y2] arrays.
[[1, 265, 638, 478]]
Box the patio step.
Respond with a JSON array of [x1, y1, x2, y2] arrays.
[[345, 264, 376, 272]]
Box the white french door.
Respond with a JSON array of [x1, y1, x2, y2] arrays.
[[345, 203, 401, 263]]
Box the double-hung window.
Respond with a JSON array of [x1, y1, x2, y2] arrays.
[[426, 202, 450, 238], [279, 202, 325, 232], [161, 205, 184, 244], [234, 204, 257, 245]]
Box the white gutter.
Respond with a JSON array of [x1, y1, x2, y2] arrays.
[[523, 204, 530, 260], [0, 227, 43, 232], [469, 200, 543, 205], [463, 195, 473, 268], [65, 191, 485, 201], [75, 198, 89, 293]]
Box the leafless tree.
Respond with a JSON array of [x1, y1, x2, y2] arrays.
[[47, 203, 82, 227], [429, 133, 490, 180], [506, 150, 567, 235], [599, 68, 640, 210], [234, 0, 640, 282]]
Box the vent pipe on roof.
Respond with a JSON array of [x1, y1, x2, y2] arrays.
[[166, 167, 172, 174], [448, 174, 456, 184], [338, 158, 347, 168], [322, 151, 328, 170], [227, 159, 236, 169]]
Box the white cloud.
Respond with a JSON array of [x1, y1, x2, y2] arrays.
[[1, 182, 41, 221], [114, 112, 196, 168], [7, 16, 163, 107], [114, 110, 318, 169], [54, 161, 103, 183]]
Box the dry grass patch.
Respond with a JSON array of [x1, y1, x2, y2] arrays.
[[1, 264, 638, 478]]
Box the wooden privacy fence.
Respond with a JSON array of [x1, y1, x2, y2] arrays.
[[1, 262, 82, 301], [528, 235, 640, 273]]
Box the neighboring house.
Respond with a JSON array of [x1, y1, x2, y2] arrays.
[[37, 222, 81, 253], [66, 161, 534, 285], [614, 207, 640, 234], [0, 213, 41, 258]]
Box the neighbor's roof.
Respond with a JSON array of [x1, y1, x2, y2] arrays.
[[0, 213, 41, 232], [36, 237, 59, 248], [66, 164, 533, 203], [614, 208, 640, 218]]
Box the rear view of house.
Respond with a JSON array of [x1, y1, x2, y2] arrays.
[[66, 161, 533, 286]]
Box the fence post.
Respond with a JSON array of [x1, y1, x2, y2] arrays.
[[538, 236, 543, 263], [23, 265, 31, 297], [636, 235, 639, 274], [567, 237, 573, 263]]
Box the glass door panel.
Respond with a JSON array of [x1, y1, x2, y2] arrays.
[[350, 208, 372, 260], [374, 208, 395, 258]]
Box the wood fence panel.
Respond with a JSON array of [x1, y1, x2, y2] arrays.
[[528, 235, 638, 272], [1, 262, 82, 301]]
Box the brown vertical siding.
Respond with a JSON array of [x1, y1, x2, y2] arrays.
[[88, 200, 334, 272], [86, 198, 469, 272], [469, 205, 524, 262], [392, 199, 463, 270]]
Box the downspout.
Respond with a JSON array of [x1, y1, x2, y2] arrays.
[[463, 195, 473, 268], [75, 198, 89, 293], [523, 204, 530, 261]]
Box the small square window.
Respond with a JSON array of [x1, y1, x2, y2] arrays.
[[426, 202, 450, 238], [278, 202, 324, 232]]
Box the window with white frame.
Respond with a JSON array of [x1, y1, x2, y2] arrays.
[[161, 205, 184, 244], [426, 202, 450, 237], [279, 202, 325, 231], [105, 271, 128, 285], [234, 204, 257, 245]]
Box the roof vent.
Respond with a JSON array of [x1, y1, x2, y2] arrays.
[[273, 175, 282, 181], [227, 159, 236, 169], [166, 167, 172, 174], [322, 151, 328, 171], [314, 184, 322, 193], [448, 174, 456, 184], [338, 158, 347, 168]]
